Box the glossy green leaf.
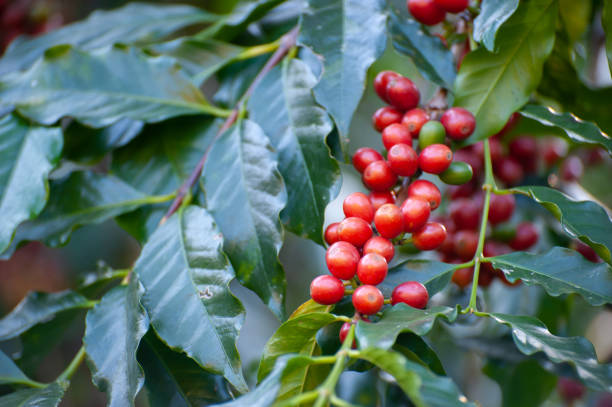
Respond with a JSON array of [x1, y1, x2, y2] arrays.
[[84, 281, 149, 407], [0, 291, 92, 340], [394, 333, 445, 376], [0, 45, 222, 127], [454, 0, 557, 143], [488, 247, 612, 306], [289, 299, 330, 318], [213, 56, 268, 109], [134, 205, 246, 392], [604, 2, 612, 75], [473, 0, 519, 51], [249, 59, 341, 244], [202, 120, 286, 318], [0, 382, 65, 407], [513, 186, 612, 264], [0, 114, 62, 254], [387, 0, 455, 88], [0, 350, 38, 387], [520, 104, 612, 155], [299, 0, 387, 140], [0, 3, 218, 75], [487, 312, 612, 391], [356, 305, 458, 350], [381, 260, 457, 297]]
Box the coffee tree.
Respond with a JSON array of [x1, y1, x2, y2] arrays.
[[0, 0, 611, 405]]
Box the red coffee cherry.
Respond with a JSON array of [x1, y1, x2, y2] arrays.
[[369, 191, 395, 210], [453, 230, 479, 260], [357, 253, 388, 285], [557, 378, 585, 403], [324, 222, 340, 245], [495, 157, 524, 186], [572, 240, 601, 263], [338, 322, 357, 348], [352, 147, 383, 173], [419, 144, 453, 174], [352, 285, 384, 315], [412, 222, 447, 250], [391, 281, 428, 308], [388, 143, 418, 176], [488, 194, 515, 225], [372, 106, 403, 132], [374, 71, 400, 102], [453, 148, 483, 177], [542, 138, 567, 167], [452, 267, 473, 288], [337, 217, 373, 248], [407, 179, 441, 209], [509, 136, 538, 161], [433, 0, 468, 13], [408, 0, 446, 25], [400, 197, 431, 232], [310, 275, 345, 305], [561, 156, 584, 181], [382, 123, 412, 151], [402, 108, 430, 137], [326, 241, 360, 279], [343, 192, 375, 223], [374, 203, 404, 239], [449, 198, 480, 230], [440, 108, 476, 140], [386, 76, 420, 110], [509, 222, 539, 250], [363, 236, 395, 263], [363, 160, 398, 191], [482, 241, 513, 284], [478, 266, 495, 287]]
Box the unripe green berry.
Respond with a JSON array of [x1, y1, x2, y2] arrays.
[[418, 121, 446, 149], [438, 161, 473, 185]]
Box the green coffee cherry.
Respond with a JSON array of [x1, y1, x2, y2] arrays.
[[418, 121, 446, 149], [439, 161, 473, 185]]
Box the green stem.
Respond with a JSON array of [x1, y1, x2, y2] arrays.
[[330, 395, 360, 407], [57, 346, 86, 383], [275, 390, 319, 407], [311, 355, 338, 365], [235, 40, 281, 61], [13, 378, 46, 389]]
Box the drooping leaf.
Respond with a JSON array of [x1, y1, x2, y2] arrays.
[[381, 260, 457, 297], [0, 291, 92, 340], [84, 281, 149, 407], [0, 3, 219, 75], [298, 0, 387, 142], [356, 305, 458, 350], [0, 45, 224, 128], [134, 205, 246, 392], [520, 104, 612, 155], [0, 382, 65, 407], [487, 312, 612, 391], [387, 0, 456, 88], [473, 0, 519, 51], [454, 0, 558, 143], [202, 120, 286, 318], [0, 114, 62, 254], [289, 299, 330, 318], [248, 59, 341, 245], [0, 349, 38, 387], [604, 2, 612, 75], [513, 186, 612, 264], [394, 333, 445, 376], [487, 247, 612, 306]]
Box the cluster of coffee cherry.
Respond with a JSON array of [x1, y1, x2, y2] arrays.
[[407, 0, 470, 26]]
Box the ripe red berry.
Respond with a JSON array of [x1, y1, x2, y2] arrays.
[[372, 106, 403, 132], [419, 144, 453, 174], [386, 77, 420, 110], [408, 0, 446, 25], [557, 378, 585, 403], [509, 136, 538, 161], [453, 230, 479, 260], [382, 123, 412, 151], [369, 191, 395, 210], [452, 267, 473, 288], [337, 217, 373, 248], [561, 156, 584, 181], [412, 222, 447, 250], [338, 321, 357, 347], [326, 241, 360, 279], [488, 194, 515, 225], [509, 222, 538, 250], [400, 197, 431, 232], [374, 204, 404, 239], [343, 192, 375, 223], [482, 241, 512, 283], [449, 198, 480, 230], [363, 160, 398, 191], [310, 275, 345, 305], [388, 143, 418, 176], [324, 222, 340, 245], [453, 148, 483, 176], [363, 236, 395, 263], [407, 179, 441, 210], [357, 253, 388, 285], [495, 157, 523, 186], [374, 71, 400, 102], [440, 108, 476, 141], [402, 108, 430, 137], [352, 285, 384, 315], [433, 0, 468, 13], [573, 241, 601, 263], [352, 147, 383, 173], [391, 281, 428, 308], [478, 267, 495, 287]]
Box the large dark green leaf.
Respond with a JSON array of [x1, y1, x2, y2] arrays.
[[381, 260, 457, 297], [487, 312, 612, 391], [387, 0, 455, 88], [202, 120, 286, 318], [298, 0, 387, 141], [0, 350, 38, 387], [394, 334, 445, 376], [604, 2, 612, 75], [473, 0, 519, 51], [454, 0, 557, 143], [0, 45, 224, 128], [520, 104, 612, 155], [513, 186, 612, 264], [0, 114, 62, 254], [134, 205, 246, 392], [356, 305, 458, 350], [84, 281, 149, 407], [0, 291, 93, 340], [248, 59, 341, 244], [0, 382, 65, 407], [488, 247, 612, 306], [0, 3, 218, 75]]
